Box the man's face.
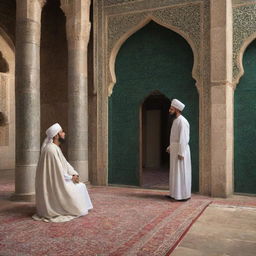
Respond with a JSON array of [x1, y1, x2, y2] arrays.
[[58, 130, 66, 143], [169, 106, 177, 116]]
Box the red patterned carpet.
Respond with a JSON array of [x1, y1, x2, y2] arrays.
[[0, 184, 211, 256]]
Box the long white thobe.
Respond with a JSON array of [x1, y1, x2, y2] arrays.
[[168, 115, 191, 200], [33, 142, 93, 222]]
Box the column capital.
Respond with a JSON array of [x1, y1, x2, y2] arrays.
[[60, 0, 72, 17], [61, 0, 91, 48], [38, 0, 47, 8], [16, 0, 43, 22]]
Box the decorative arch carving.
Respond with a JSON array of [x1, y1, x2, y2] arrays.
[[38, 0, 47, 8], [107, 4, 201, 96], [233, 3, 256, 85], [234, 33, 256, 87]]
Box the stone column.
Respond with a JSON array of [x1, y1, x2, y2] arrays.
[[14, 0, 44, 201], [61, 0, 91, 182], [210, 0, 233, 197]]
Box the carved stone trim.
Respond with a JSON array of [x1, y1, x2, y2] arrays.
[[60, 0, 91, 47], [233, 3, 256, 84], [60, 0, 71, 18], [234, 31, 256, 86], [107, 2, 202, 96], [38, 0, 47, 8], [233, 0, 256, 7], [104, 0, 201, 9], [211, 81, 235, 89]]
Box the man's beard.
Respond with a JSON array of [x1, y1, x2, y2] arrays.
[[169, 112, 177, 118], [58, 137, 66, 144]]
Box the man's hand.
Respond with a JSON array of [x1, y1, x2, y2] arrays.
[[72, 175, 79, 184], [166, 146, 170, 153], [178, 155, 184, 160]]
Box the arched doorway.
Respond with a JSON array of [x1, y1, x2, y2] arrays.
[[235, 39, 256, 194], [141, 92, 170, 189], [108, 21, 199, 191]]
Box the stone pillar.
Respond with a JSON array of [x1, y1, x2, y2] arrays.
[[210, 0, 233, 197], [14, 0, 44, 201], [61, 0, 91, 182]]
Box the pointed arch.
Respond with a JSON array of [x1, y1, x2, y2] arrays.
[[108, 16, 198, 96], [140, 90, 171, 105], [235, 33, 256, 87]]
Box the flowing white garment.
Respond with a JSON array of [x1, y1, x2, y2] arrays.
[[33, 143, 93, 222], [169, 115, 191, 200]]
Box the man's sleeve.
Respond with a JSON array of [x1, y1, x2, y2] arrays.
[[64, 173, 73, 181], [178, 121, 189, 157], [66, 162, 79, 176]]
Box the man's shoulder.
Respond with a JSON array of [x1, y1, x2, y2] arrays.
[[43, 143, 59, 155], [180, 115, 189, 126]]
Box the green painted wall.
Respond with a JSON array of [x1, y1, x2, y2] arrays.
[[235, 39, 256, 194], [109, 22, 199, 191]]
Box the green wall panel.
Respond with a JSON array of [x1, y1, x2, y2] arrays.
[[235, 39, 256, 194], [109, 22, 199, 191]]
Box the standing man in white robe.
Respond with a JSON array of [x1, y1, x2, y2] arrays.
[[166, 99, 191, 201], [33, 123, 93, 222]]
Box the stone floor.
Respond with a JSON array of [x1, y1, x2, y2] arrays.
[[172, 203, 256, 256], [1, 169, 256, 255]]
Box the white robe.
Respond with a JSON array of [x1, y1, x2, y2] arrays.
[[32, 142, 93, 222], [168, 115, 191, 200]]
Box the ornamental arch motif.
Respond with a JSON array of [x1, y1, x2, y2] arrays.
[[108, 16, 199, 96], [234, 32, 256, 87]]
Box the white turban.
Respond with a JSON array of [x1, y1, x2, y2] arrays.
[[41, 123, 62, 151], [171, 99, 185, 111]]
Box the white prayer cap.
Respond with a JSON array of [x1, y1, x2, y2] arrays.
[[171, 99, 185, 111], [41, 123, 62, 151], [46, 123, 62, 139]]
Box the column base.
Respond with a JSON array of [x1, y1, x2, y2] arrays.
[[10, 193, 35, 202]]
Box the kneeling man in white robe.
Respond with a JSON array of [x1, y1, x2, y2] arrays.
[[166, 99, 191, 201], [33, 123, 93, 222]]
